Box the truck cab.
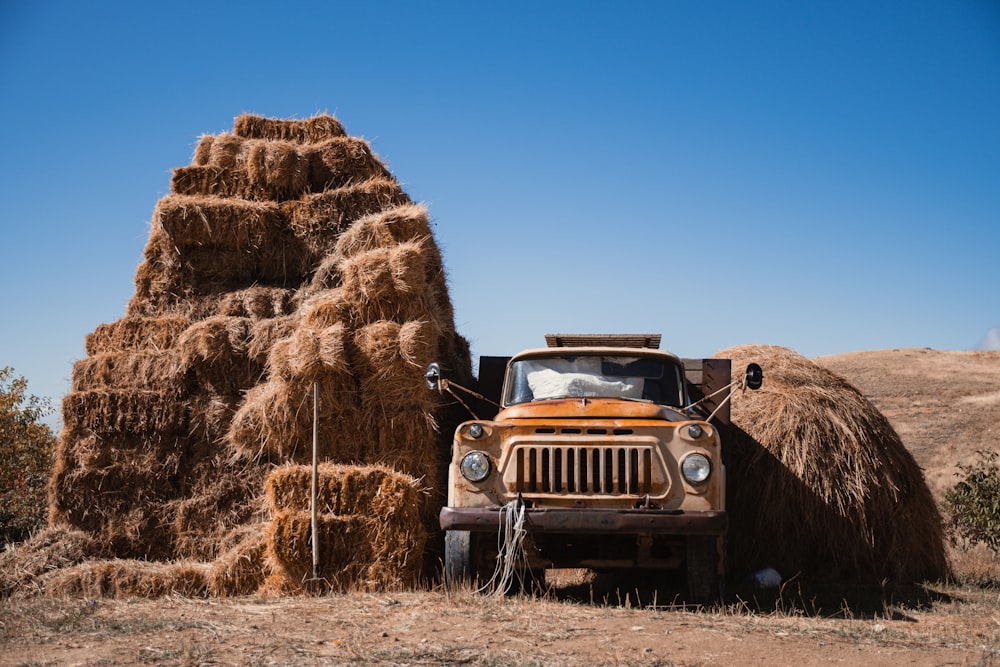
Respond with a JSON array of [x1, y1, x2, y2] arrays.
[[430, 334, 759, 602]]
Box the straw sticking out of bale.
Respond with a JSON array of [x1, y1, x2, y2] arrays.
[[717, 344, 949, 585]]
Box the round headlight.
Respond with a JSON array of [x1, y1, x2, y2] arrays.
[[681, 453, 711, 484], [460, 451, 491, 482], [467, 423, 484, 439], [687, 424, 704, 439]]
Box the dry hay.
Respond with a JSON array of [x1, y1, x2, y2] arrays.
[[717, 344, 950, 586], [207, 524, 270, 596], [216, 286, 299, 320], [168, 451, 267, 561], [353, 320, 441, 417], [333, 203, 433, 258], [233, 113, 346, 143], [177, 316, 261, 395], [131, 225, 309, 309], [173, 136, 391, 202], [285, 178, 410, 260], [247, 315, 298, 367], [226, 376, 365, 463], [41, 113, 472, 599], [338, 240, 440, 325], [85, 316, 191, 355], [154, 194, 284, 250], [0, 525, 97, 598], [267, 322, 351, 383], [71, 350, 189, 396], [62, 389, 187, 436], [263, 464, 428, 592], [265, 463, 426, 521], [48, 430, 187, 560], [42, 559, 211, 599]]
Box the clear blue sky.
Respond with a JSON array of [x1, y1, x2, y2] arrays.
[[1, 1, 998, 425]]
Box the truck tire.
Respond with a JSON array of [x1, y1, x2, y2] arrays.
[[685, 535, 722, 604], [444, 530, 479, 589]]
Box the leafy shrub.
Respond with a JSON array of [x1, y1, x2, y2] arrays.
[[944, 449, 1000, 554], [0, 367, 56, 544]]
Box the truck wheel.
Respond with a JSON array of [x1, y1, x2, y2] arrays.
[[685, 535, 722, 604], [444, 530, 479, 589]]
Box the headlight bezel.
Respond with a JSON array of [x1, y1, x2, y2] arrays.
[[459, 450, 492, 482], [680, 452, 712, 484]]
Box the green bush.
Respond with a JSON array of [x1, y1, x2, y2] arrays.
[[0, 367, 57, 545], [944, 449, 1000, 554]]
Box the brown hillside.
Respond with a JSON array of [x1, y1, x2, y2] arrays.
[[816, 348, 1000, 501]]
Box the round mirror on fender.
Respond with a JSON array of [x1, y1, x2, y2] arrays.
[[425, 362, 442, 391], [745, 363, 763, 390]]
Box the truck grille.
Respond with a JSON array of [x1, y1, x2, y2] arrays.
[[508, 444, 655, 495]]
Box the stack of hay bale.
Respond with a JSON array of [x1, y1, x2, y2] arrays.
[[718, 344, 949, 587], [43, 114, 471, 596]]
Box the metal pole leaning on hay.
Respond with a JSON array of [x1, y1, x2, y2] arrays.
[[311, 381, 319, 583]]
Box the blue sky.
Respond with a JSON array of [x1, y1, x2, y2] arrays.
[[1, 1, 998, 425]]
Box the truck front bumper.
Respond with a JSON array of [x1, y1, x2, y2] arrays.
[[440, 506, 727, 536]]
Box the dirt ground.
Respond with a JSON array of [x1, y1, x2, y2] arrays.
[[3, 348, 1000, 666]]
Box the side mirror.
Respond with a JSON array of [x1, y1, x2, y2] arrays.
[[425, 362, 442, 391], [744, 363, 763, 390]]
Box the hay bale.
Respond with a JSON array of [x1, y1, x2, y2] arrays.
[[217, 286, 299, 320], [168, 452, 266, 561], [717, 344, 950, 585], [177, 316, 262, 395], [154, 194, 284, 250], [299, 289, 352, 329], [339, 241, 438, 324], [85, 316, 190, 355], [334, 203, 433, 258], [246, 141, 312, 200], [42, 559, 211, 599], [332, 204, 454, 326], [71, 350, 189, 396], [264, 463, 426, 522], [309, 137, 393, 190], [208, 524, 270, 596], [353, 319, 440, 418], [0, 525, 97, 598], [197, 132, 244, 168], [226, 377, 363, 463], [171, 164, 248, 199], [268, 323, 350, 383], [285, 179, 411, 260], [264, 464, 430, 591], [42, 112, 475, 599], [234, 113, 346, 142], [48, 431, 186, 560], [61, 390, 187, 435], [186, 392, 241, 445], [248, 316, 298, 367], [134, 225, 310, 303], [266, 511, 372, 591]]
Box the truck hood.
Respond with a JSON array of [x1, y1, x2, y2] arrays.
[[496, 398, 688, 422]]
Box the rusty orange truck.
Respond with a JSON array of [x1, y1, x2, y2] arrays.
[[426, 334, 761, 602]]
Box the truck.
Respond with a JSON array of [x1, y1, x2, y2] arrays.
[[425, 334, 762, 602]]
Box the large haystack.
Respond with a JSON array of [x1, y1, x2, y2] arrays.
[[20, 113, 472, 598], [718, 344, 949, 586]]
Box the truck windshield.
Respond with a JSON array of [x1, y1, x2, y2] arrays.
[[504, 354, 686, 407]]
